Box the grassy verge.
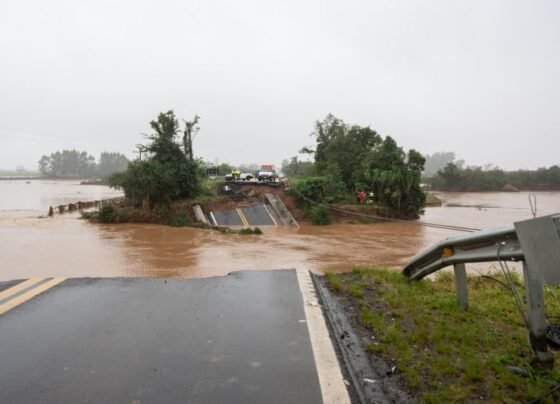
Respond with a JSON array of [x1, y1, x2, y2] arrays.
[[325, 268, 560, 403]]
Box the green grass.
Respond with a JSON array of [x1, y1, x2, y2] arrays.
[[325, 268, 560, 403]]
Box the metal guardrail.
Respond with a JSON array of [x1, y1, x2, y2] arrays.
[[403, 225, 522, 280], [265, 193, 299, 227], [402, 213, 560, 367]]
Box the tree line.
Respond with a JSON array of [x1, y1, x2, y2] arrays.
[[38, 150, 129, 179], [427, 163, 560, 191]]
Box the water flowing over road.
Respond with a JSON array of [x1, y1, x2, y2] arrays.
[[1, 180, 558, 281]]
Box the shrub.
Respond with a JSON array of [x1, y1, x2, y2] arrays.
[[168, 212, 190, 227], [98, 204, 118, 223], [239, 227, 263, 235], [291, 176, 347, 207], [309, 205, 331, 225]]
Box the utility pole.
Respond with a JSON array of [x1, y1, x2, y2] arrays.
[[134, 144, 147, 161]]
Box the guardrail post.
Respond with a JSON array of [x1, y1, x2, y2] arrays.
[[453, 263, 469, 310], [523, 261, 554, 367]]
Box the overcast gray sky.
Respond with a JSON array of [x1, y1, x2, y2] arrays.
[[1, 0, 559, 171]]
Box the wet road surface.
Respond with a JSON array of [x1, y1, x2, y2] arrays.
[[210, 203, 276, 227], [240, 204, 276, 226], [210, 209, 243, 226], [0, 270, 329, 403]]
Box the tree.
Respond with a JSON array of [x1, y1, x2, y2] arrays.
[[363, 137, 425, 213], [111, 111, 201, 206], [423, 151, 456, 176], [36, 149, 96, 177], [311, 114, 381, 188], [303, 114, 426, 214], [38, 155, 50, 175], [182, 115, 200, 160], [281, 156, 315, 178], [217, 162, 234, 176], [97, 152, 129, 178]]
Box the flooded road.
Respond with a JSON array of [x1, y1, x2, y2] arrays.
[[0, 180, 559, 280]]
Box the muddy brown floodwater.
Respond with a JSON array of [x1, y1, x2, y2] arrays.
[[1, 180, 559, 281]]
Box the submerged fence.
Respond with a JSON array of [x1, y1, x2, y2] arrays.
[[47, 196, 125, 217]]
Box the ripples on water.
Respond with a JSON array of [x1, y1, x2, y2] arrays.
[[0, 180, 559, 281]]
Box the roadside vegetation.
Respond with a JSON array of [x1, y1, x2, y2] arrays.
[[82, 111, 429, 228], [285, 114, 426, 223], [79, 110, 215, 228], [325, 268, 560, 403]]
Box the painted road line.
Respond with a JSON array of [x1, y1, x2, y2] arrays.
[[0, 278, 45, 303], [0, 278, 66, 317], [296, 269, 351, 404], [236, 208, 249, 228], [263, 204, 278, 226]]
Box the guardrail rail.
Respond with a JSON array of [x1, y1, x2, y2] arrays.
[[403, 213, 560, 367]]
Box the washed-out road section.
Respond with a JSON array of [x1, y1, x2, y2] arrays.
[[0, 270, 348, 403]]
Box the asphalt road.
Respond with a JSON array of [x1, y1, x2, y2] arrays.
[[211, 209, 244, 226], [0, 271, 325, 404], [211, 203, 275, 227], [240, 204, 276, 226]]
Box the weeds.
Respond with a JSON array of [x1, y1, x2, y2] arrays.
[[309, 205, 331, 225], [238, 227, 263, 235]]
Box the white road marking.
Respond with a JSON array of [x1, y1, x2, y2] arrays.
[[296, 269, 351, 404], [262, 204, 278, 226]]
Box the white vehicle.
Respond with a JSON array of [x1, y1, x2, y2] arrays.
[[240, 173, 254, 181], [257, 164, 278, 182]]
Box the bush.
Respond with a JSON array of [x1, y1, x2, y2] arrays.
[[291, 176, 347, 207], [168, 212, 190, 227], [110, 158, 200, 208], [239, 227, 263, 235], [309, 205, 331, 225], [98, 204, 118, 223]]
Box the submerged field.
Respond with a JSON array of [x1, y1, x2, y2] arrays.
[[325, 268, 560, 403]]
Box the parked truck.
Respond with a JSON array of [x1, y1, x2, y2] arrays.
[[257, 164, 278, 182]]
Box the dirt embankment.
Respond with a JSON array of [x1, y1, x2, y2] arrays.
[[201, 183, 420, 224]]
